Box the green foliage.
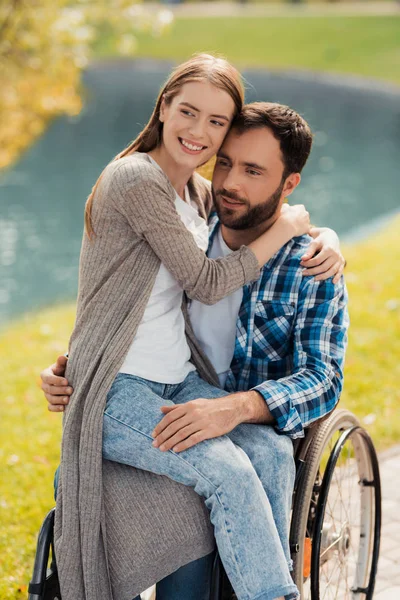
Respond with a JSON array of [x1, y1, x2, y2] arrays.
[[0, 0, 173, 170]]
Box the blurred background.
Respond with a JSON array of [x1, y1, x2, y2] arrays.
[[0, 1, 399, 597]]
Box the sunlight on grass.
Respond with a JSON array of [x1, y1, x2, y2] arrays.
[[93, 16, 400, 85], [340, 218, 400, 449], [0, 305, 75, 599]]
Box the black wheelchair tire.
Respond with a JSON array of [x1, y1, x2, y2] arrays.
[[289, 409, 381, 599]]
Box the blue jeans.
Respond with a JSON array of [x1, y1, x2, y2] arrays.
[[103, 371, 299, 600]]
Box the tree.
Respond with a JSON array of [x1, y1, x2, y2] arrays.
[[0, 0, 173, 170]]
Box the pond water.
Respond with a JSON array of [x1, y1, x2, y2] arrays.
[[1, 60, 399, 324]]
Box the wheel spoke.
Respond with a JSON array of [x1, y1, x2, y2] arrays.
[[321, 437, 375, 599], [321, 558, 341, 597], [293, 415, 380, 600], [320, 534, 343, 559]]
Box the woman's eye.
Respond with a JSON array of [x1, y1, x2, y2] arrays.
[[181, 110, 194, 117], [211, 120, 225, 127]]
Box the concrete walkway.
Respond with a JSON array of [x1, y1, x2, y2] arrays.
[[148, 1, 400, 18], [374, 445, 400, 599]]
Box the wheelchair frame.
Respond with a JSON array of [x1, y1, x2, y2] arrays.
[[28, 408, 381, 600]]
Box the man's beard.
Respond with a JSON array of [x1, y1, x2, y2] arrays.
[[213, 179, 285, 231]]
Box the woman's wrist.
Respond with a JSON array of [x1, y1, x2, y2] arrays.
[[274, 214, 296, 242]]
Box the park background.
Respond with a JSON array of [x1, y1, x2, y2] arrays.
[[0, 0, 399, 597]]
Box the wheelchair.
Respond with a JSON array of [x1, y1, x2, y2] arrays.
[[28, 408, 381, 600]]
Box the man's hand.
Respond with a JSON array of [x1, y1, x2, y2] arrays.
[[301, 227, 345, 284], [152, 395, 245, 453], [152, 391, 273, 453], [40, 355, 72, 412]]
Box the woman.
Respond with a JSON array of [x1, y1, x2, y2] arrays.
[[55, 54, 343, 600]]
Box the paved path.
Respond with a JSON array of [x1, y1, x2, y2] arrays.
[[148, 1, 400, 18], [374, 445, 400, 599]]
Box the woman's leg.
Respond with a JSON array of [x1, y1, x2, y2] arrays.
[[173, 373, 295, 570], [172, 373, 296, 597], [227, 423, 295, 571], [103, 373, 298, 600], [171, 371, 228, 404]]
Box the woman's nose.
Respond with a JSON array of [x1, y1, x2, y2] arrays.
[[187, 119, 206, 141]]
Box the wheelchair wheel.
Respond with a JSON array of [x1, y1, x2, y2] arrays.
[[28, 508, 61, 600], [290, 409, 381, 600]]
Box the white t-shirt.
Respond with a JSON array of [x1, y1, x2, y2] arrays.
[[119, 158, 209, 383], [189, 228, 243, 387]]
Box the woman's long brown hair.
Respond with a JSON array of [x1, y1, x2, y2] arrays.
[[84, 53, 244, 238]]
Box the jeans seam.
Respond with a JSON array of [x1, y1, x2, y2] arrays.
[[103, 411, 253, 599], [212, 485, 254, 600], [251, 583, 299, 600]]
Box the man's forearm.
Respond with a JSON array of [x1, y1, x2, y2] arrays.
[[151, 389, 276, 453], [230, 390, 275, 425]]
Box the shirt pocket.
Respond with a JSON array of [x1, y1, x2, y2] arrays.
[[252, 300, 295, 360]]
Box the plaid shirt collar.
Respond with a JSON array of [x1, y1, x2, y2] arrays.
[[208, 211, 300, 291]]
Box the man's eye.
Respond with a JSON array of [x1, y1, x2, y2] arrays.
[[217, 159, 230, 168], [248, 169, 261, 176]]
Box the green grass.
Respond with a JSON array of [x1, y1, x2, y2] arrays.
[[94, 16, 400, 85], [340, 220, 400, 446], [0, 305, 75, 599], [1, 217, 400, 597]]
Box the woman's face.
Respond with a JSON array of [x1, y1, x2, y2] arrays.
[[159, 81, 236, 171]]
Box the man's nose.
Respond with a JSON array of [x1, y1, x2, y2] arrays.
[[222, 169, 241, 192]]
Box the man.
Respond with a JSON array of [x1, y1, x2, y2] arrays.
[[41, 102, 348, 600]]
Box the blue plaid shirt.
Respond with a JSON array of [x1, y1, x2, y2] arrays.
[[208, 216, 349, 439]]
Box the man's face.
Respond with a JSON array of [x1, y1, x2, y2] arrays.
[[212, 127, 289, 230]]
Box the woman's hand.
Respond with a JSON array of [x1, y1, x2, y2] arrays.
[[301, 227, 345, 284], [279, 203, 310, 237]]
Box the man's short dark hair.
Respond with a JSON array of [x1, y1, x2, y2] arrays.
[[232, 102, 313, 176]]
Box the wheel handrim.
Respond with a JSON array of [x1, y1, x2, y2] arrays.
[[309, 427, 380, 600]]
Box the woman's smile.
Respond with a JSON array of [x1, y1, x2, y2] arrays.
[[178, 137, 208, 155]]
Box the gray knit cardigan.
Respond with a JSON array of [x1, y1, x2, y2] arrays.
[[55, 153, 260, 600]]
